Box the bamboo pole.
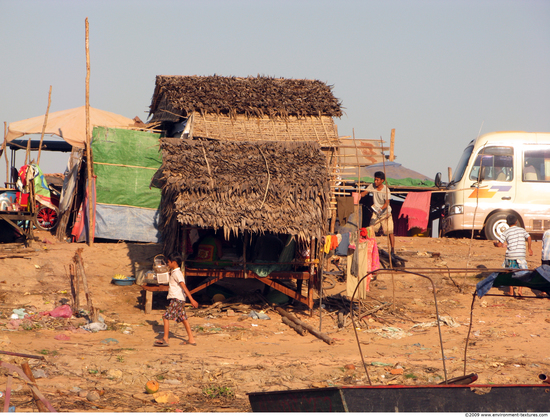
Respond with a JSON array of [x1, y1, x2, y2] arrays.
[[85, 18, 93, 246], [380, 136, 395, 307], [3, 122, 8, 186], [352, 129, 361, 295], [75, 248, 98, 322], [389, 128, 395, 161], [37, 85, 52, 165]]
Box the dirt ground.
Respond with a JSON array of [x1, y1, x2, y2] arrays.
[[0, 231, 549, 412]]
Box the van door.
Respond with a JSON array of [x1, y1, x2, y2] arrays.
[[463, 145, 516, 239], [514, 144, 550, 234]]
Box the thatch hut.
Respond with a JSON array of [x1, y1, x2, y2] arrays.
[[149, 75, 343, 309]]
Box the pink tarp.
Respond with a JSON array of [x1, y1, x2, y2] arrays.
[[398, 191, 432, 231]]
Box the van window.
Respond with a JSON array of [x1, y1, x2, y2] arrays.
[[469, 146, 514, 182], [523, 146, 550, 182], [451, 144, 474, 183]]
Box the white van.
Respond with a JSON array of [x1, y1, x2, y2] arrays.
[[437, 131, 550, 240]]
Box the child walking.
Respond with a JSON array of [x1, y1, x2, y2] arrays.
[[493, 214, 533, 297], [154, 253, 198, 347]]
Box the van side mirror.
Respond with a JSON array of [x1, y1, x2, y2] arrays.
[[435, 172, 442, 188]]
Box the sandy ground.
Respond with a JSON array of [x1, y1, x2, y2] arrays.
[[0, 232, 549, 412]]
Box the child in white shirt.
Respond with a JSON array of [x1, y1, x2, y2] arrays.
[[154, 253, 198, 347]]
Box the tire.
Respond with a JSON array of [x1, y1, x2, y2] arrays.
[[35, 205, 59, 231], [322, 276, 336, 290], [484, 212, 512, 241]]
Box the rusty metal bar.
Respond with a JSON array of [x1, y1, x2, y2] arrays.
[[350, 268, 449, 385]]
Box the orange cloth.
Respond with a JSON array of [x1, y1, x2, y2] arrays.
[[330, 235, 339, 250]]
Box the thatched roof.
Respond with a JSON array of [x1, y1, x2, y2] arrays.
[[159, 137, 330, 251], [149, 75, 343, 122]]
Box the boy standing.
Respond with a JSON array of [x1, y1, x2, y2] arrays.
[[154, 253, 198, 347], [360, 171, 395, 253], [493, 214, 533, 296]]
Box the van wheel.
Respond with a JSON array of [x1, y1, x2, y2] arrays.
[[484, 212, 510, 241]]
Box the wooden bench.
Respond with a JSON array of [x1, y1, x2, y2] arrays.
[[140, 268, 313, 314], [0, 210, 35, 242]]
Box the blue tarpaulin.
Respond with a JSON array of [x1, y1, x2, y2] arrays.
[[476, 265, 550, 298]]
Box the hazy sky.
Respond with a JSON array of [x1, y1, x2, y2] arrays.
[[1, 0, 549, 185]]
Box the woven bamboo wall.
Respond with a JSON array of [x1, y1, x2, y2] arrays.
[[191, 112, 339, 145]]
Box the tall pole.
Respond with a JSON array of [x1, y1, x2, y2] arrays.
[[37, 85, 52, 165], [85, 18, 93, 246], [389, 128, 395, 161], [3, 122, 8, 185]]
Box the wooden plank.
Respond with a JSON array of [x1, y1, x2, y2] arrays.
[[254, 275, 312, 308]]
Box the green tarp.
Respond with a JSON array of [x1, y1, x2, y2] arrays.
[[92, 127, 162, 208], [356, 176, 435, 187], [350, 162, 435, 187]]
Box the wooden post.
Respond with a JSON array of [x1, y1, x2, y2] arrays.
[[37, 86, 52, 165], [75, 248, 98, 322], [27, 175, 35, 241], [70, 263, 80, 312], [318, 239, 325, 331], [389, 129, 395, 161], [85, 18, 93, 247], [243, 231, 247, 279], [21, 362, 48, 412], [276, 306, 334, 345], [25, 135, 31, 166], [3, 122, 8, 186]]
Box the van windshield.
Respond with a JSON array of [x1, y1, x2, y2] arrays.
[[451, 144, 474, 184]]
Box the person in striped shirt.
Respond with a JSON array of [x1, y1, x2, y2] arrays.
[[493, 214, 533, 297], [541, 229, 550, 298], [542, 229, 550, 266]]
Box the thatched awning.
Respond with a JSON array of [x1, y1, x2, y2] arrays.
[[160, 138, 330, 250], [149, 75, 343, 122]]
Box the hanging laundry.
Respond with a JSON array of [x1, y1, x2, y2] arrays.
[[336, 232, 350, 256], [398, 191, 432, 231], [324, 235, 332, 254], [330, 235, 339, 250]]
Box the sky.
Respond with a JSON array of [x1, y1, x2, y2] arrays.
[[1, 0, 549, 186]]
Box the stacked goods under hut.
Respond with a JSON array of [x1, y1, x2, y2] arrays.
[[159, 137, 330, 253]]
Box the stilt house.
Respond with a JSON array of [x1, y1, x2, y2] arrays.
[[149, 75, 343, 309]]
